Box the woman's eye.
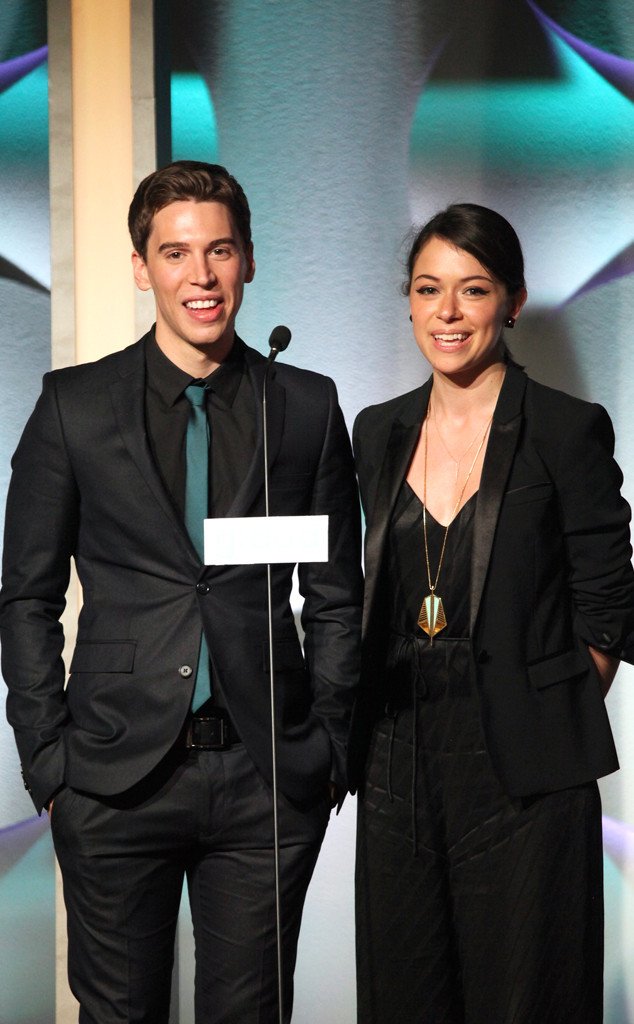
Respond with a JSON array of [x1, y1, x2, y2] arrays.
[[416, 286, 437, 295], [465, 286, 488, 296]]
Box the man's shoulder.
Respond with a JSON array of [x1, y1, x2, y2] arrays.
[[43, 336, 146, 393], [242, 341, 336, 395]]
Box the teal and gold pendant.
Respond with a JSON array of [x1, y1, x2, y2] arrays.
[[417, 592, 447, 645]]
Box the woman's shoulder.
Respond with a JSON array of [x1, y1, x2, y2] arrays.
[[523, 372, 612, 430], [354, 382, 429, 436], [519, 373, 617, 470]]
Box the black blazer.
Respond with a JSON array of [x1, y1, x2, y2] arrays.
[[349, 363, 634, 797], [1, 332, 363, 813]]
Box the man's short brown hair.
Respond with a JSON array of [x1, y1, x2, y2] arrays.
[[128, 160, 252, 260]]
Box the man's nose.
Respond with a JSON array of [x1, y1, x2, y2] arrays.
[[189, 254, 217, 286]]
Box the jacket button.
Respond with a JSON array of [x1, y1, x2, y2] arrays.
[[179, 665, 193, 678], [196, 582, 210, 595], [477, 649, 490, 664]]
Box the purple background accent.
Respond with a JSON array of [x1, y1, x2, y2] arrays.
[[0, 815, 49, 876], [527, 0, 634, 102], [602, 815, 634, 881], [0, 45, 48, 94], [563, 242, 634, 306]]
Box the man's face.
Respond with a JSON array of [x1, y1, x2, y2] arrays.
[[132, 200, 255, 372]]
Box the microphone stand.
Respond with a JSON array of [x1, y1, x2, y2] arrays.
[[262, 326, 291, 1024]]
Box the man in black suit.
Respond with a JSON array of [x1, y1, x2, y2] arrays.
[[1, 161, 362, 1023]]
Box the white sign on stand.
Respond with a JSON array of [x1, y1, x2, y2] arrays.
[[204, 515, 329, 565]]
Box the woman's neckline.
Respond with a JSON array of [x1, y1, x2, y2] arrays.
[[404, 480, 478, 528]]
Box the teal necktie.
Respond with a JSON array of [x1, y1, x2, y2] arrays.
[[184, 383, 212, 711]]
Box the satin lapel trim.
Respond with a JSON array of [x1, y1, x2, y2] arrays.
[[469, 366, 527, 633], [227, 351, 285, 517], [362, 386, 430, 636], [108, 347, 195, 561]]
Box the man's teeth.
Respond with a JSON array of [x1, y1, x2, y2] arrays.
[[186, 299, 219, 309], [435, 333, 468, 341]]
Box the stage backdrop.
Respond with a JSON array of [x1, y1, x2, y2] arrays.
[[1, 0, 634, 1021], [0, 3, 54, 1023], [167, 4, 634, 1020]]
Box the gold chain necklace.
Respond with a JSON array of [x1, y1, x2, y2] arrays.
[[417, 411, 492, 644], [432, 401, 492, 484]]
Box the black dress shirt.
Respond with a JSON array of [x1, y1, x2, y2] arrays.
[[144, 331, 256, 519]]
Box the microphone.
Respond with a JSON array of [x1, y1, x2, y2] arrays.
[[267, 325, 291, 362], [261, 324, 292, 1023]]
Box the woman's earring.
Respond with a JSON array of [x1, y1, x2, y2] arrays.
[[409, 314, 413, 322], [505, 317, 515, 328]]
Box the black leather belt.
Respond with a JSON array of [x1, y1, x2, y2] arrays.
[[185, 709, 241, 750]]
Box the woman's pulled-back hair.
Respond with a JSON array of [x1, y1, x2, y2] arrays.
[[404, 203, 525, 297]]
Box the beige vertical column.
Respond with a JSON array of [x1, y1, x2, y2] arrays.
[[71, 0, 135, 363], [48, 0, 80, 1015], [131, 0, 161, 337], [47, 0, 158, 1019]]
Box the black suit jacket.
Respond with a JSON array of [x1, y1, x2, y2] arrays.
[[349, 363, 634, 797], [1, 332, 363, 813]]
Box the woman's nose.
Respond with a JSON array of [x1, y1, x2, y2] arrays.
[[436, 295, 461, 321]]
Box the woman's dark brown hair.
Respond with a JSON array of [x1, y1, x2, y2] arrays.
[[404, 203, 525, 297]]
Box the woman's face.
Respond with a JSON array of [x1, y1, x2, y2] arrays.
[[409, 235, 526, 381]]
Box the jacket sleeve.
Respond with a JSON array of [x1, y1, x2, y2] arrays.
[[0, 373, 79, 812], [548, 399, 634, 661], [297, 378, 363, 791], [352, 408, 371, 516]]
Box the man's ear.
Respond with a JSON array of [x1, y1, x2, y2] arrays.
[[131, 251, 152, 292], [244, 244, 255, 284]]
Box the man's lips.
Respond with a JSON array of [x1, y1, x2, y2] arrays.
[[184, 299, 221, 309], [182, 298, 225, 324]]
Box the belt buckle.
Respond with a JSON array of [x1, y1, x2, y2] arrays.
[[187, 711, 231, 750]]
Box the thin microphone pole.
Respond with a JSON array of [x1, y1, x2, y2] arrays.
[[262, 324, 291, 1024]]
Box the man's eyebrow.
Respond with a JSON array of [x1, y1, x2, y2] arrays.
[[157, 236, 238, 253]]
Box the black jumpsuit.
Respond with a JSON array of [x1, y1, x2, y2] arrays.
[[356, 481, 603, 1024]]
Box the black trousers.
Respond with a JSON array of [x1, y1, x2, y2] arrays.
[[51, 743, 330, 1024], [356, 639, 604, 1024]]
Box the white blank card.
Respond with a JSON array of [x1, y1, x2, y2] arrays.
[[204, 515, 329, 565]]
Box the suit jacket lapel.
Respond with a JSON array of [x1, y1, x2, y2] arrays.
[[227, 345, 286, 517], [362, 381, 431, 637], [108, 338, 196, 561], [469, 363, 527, 633]]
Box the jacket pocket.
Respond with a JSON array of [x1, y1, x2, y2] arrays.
[[69, 640, 136, 673], [527, 648, 587, 690], [502, 481, 554, 507]]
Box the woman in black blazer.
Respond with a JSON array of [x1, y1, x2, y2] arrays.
[[351, 204, 634, 1024]]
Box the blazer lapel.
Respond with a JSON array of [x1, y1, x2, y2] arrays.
[[469, 364, 527, 633], [362, 382, 431, 636], [108, 339, 196, 561], [227, 345, 286, 517]]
